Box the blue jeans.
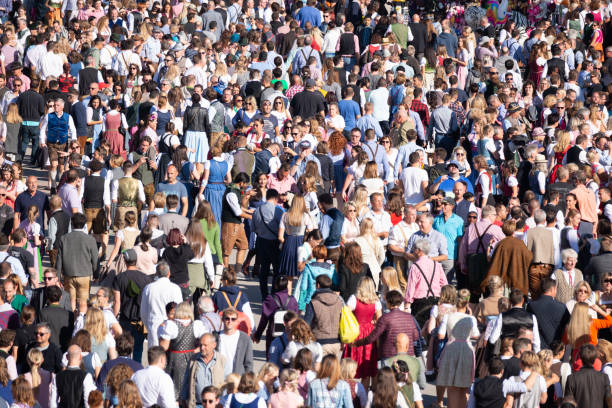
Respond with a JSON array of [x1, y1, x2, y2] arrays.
[[119, 320, 145, 363], [20, 125, 40, 163], [343, 56, 356, 72]]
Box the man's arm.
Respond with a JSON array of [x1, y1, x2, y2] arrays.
[[180, 196, 188, 217], [354, 315, 386, 346], [112, 290, 120, 317]]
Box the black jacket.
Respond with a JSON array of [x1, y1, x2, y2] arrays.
[[526, 295, 569, 349], [336, 263, 372, 302], [16, 90, 45, 122], [40, 304, 74, 352]]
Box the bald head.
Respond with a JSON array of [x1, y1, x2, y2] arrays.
[[396, 333, 410, 353], [67, 345, 82, 365]]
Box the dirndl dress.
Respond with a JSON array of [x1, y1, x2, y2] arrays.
[[204, 159, 229, 226], [104, 113, 126, 159], [279, 223, 306, 277], [436, 313, 476, 388], [331, 152, 347, 194], [166, 321, 198, 398], [343, 299, 377, 378], [185, 130, 209, 163]]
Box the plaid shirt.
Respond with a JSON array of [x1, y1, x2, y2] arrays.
[[411, 99, 430, 127], [285, 85, 304, 102], [307, 378, 353, 408], [449, 100, 466, 127]]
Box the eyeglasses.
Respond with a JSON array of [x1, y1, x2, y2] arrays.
[[557, 106, 565, 109], [489, 72, 498, 75], [43, 276, 55, 281], [291, 132, 299, 136], [468, 215, 477, 219], [35, 332, 48, 336], [381, 140, 390, 144], [456, 153, 465, 156], [245, 102, 253, 106], [224, 317, 237, 321], [577, 289, 589, 293]]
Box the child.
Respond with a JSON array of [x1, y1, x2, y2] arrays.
[[19, 205, 42, 285], [341, 358, 367, 408], [269, 369, 304, 408], [294, 348, 316, 400], [257, 362, 280, 402]]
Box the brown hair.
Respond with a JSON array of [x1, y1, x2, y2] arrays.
[[312, 244, 327, 260], [11, 376, 35, 406], [237, 372, 259, 393], [193, 200, 218, 228], [117, 380, 143, 408], [342, 242, 363, 275], [185, 219, 208, 258], [290, 319, 316, 344], [106, 364, 135, 396], [317, 354, 341, 390]]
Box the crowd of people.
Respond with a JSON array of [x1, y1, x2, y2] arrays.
[[0, 0, 606, 406]]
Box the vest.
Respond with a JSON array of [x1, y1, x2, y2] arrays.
[[56, 368, 87, 408], [109, 17, 123, 30], [338, 32, 356, 56], [473, 376, 505, 408], [553, 268, 582, 303], [47, 112, 69, 144], [51, 211, 70, 249], [547, 57, 566, 79], [83, 175, 105, 208], [209, 100, 225, 133], [565, 145, 583, 166], [131, 150, 154, 185], [500, 308, 534, 339], [253, 149, 272, 179], [221, 186, 243, 224], [117, 177, 139, 207], [232, 149, 255, 182], [510, 373, 544, 408], [323, 208, 344, 247], [78, 67, 99, 96]]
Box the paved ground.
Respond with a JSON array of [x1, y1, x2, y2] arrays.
[[21, 150, 441, 406]]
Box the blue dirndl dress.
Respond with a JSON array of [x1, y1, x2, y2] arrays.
[[330, 151, 347, 194], [279, 223, 306, 277], [156, 109, 172, 137], [204, 159, 229, 226]]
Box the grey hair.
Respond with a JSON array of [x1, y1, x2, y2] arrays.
[[561, 248, 578, 264], [156, 261, 171, 278], [482, 205, 496, 219], [198, 296, 215, 313], [534, 209, 546, 225], [36, 322, 51, 333], [418, 212, 434, 223], [525, 145, 538, 158], [54, 98, 65, 106], [413, 239, 431, 254]]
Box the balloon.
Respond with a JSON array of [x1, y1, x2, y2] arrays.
[[486, 0, 509, 26]]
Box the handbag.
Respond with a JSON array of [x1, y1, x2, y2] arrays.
[[339, 305, 360, 344]]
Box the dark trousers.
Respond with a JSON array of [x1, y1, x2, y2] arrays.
[[19, 125, 40, 163], [379, 120, 390, 135], [256, 237, 280, 299], [119, 319, 145, 363]]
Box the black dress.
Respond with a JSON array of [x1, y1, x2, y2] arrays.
[[337, 263, 373, 302]]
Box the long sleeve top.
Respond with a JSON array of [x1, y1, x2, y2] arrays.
[[356, 308, 421, 359], [200, 219, 222, 259], [404, 256, 448, 304]]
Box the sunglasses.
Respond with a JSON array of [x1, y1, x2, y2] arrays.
[[604, 279, 612, 284], [43, 276, 55, 281], [245, 102, 253, 105], [224, 317, 237, 321], [291, 132, 299, 136], [381, 140, 390, 144], [235, 99, 243, 102], [36, 332, 48, 336], [468, 215, 477, 219]]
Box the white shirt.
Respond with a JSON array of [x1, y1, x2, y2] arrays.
[[39, 52, 65, 80], [132, 365, 178, 408], [368, 88, 390, 121], [219, 331, 240, 376], [365, 386, 421, 408], [281, 340, 323, 364], [551, 268, 578, 288], [488, 310, 542, 352], [158, 319, 207, 340], [363, 209, 392, 245], [400, 166, 429, 204], [50, 367, 96, 408], [110, 177, 146, 203], [39, 112, 77, 144], [140, 277, 184, 327], [389, 221, 419, 256], [0, 252, 27, 285]]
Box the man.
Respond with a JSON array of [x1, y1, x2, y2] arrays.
[[218, 308, 253, 376], [433, 197, 465, 280], [69, 87, 88, 154], [291, 36, 321, 74], [46, 195, 69, 268], [140, 262, 183, 347], [356, 102, 384, 140], [56, 213, 97, 311], [542, 44, 569, 81], [587, 235, 612, 289], [406, 213, 449, 264], [16, 77, 44, 163], [409, 14, 427, 61], [367, 78, 391, 134], [201, 1, 225, 40], [384, 333, 426, 389], [502, 351, 548, 406], [354, 290, 421, 360], [14, 176, 49, 230], [524, 209, 555, 299], [268, 310, 298, 368], [546, 167, 573, 213], [132, 346, 178, 408], [489, 289, 541, 352], [468, 357, 506, 407], [8, 230, 35, 292], [0, 186, 14, 237], [570, 170, 598, 235], [0, 235, 26, 286], [427, 93, 458, 156], [157, 165, 189, 217], [318, 193, 344, 263], [29, 322, 62, 373], [96, 333, 144, 389], [304, 274, 343, 357], [564, 134, 590, 166], [112, 249, 153, 363], [29, 268, 71, 314], [565, 344, 612, 408], [158, 195, 189, 235], [231, 136, 255, 182], [82, 159, 110, 257], [453, 181, 477, 224], [389, 205, 419, 292], [338, 87, 361, 135], [39, 98, 77, 194], [57, 169, 81, 216], [40, 285, 73, 351], [51, 345, 96, 407], [526, 278, 570, 350], [296, 0, 320, 28], [221, 173, 254, 270], [180, 333, 227, 407], [128, 136, 157, 206], [429, 161, 474, 194], [362, 129, 393, 184], [252, 189, 283, 298], [0, 284, 18, 330], [197, 296, 223, 334], [112, 161, 146, 230], [400, 152, 428, 206], [290, 78, 325, 119], [436, 20, 458, 58], [363, 193, 393, 245]]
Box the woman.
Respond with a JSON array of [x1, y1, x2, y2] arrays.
[[405, 239, 448, 328], [159, 301, 206, 398], [553, 249, 583, 304], [550, 130, 571, 182], [0, 358, 11, 404], [2, 164, 23, 208], [10, 376, 36, 408], [454, 38, 469, 90], [117, 380, 143, 408], [566, 281, 597, 317], [564, 302, 612, 370], [183, 93, 209, 164], [296, 245, 336, 311], [282, 319, 323, 366], [328, 131, 348, 206], [353, 218, 385, 287], [358, 162, 384, 198], [271, 96, 291, 124], [133, 227, 158, 275], [23, 349, 51, 408], [256, 363, 279, 403], [366, 366, 417, 408], [324, 103, 345, 133], [14, 306, 36, 375], [212, 269, 256, 330], [104, 364, 133, 408], [472, 275, 505, 328], [200, 143, 231, 226], [598, 272, 612, 311], [296, 229, 323, 276], [194, 200, 222, 283], [269, 369, 304, 408], [473, 156, 493, 207], [340, 202, 361, 244], [278, 196, 315, 291], [232, 95, 260, 128], [451, 146, 471, 177], [225, 372, 266, 408], [64, 330, 102, 379], [87, 95, 104, 152], [155, 95, 174, 138], [307, 354, 352, 408], [337, 243, 372, 302], [4, 104, 20, 161], [185, 219, 215, 297], [103, 99, 128, 158], [107, 211, 140, 270], [253, 276, 298, 354], [84, 308, 117, 364], [436, 289, 480, 408], [161, 228, 195, 300], [344, 277, 380, 383], [342, 150, 369, 201]]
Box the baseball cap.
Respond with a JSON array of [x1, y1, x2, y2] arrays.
[[123, 249, 138, 263]]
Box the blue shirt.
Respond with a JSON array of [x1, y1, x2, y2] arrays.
[[433, 213, 464, 260], [296, 6, 321, 29], [15, 190, 49, 227], [156, 181, 189, 214], [338, 99, 361, 131], [433, 175, 474, 194], [406, 229, 448, 258], [268, 334, 288, 368], [356, 115, 383, 139]]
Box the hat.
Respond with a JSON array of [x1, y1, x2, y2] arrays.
[[442, 196, 455, 206], [506, 102, 522, 115], [446, 160, 461, 169], [479, 36, 490, 46], [110, 33, 121, 43], [532, 127, 546, 138], [298, 140, 312, 150], [123, 249, 138, 263], [535, 154, 547, 164], [304, 78, 316, 88], [152, 27, 162, 33]]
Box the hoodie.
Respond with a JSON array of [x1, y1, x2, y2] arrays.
[[304, 288, 343, 343]]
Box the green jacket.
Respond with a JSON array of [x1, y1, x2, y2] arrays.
[[200, 219, 222, 259]]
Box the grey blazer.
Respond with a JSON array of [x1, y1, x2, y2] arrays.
[[231, 331, 253, 375], [56, 231, 98, 278]]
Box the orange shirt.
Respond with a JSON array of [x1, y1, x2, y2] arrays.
[[571, 185, 598, 224]]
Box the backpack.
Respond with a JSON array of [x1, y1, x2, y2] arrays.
[[218, 291, 252, 335], [272, 294, 291, 337]]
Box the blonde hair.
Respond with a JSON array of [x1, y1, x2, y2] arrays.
[[381, 267, 401, 293], [598, 339, 612, 363], [257, 363, 279, 395], [5, 103, 21, 124], [439, 285, 458, 305], [355, 277, 378, 304], [279, 369, 300, 392], [520, 351, 541, 372], [27, 348, 43, 388], [537, 349, 553, 377], [359, 218, 378, 242], [340, 358, 358, 380], [456, 288, 470, 309], [286, 195, 307, 227], [84, 307, 108, 344], [221, 373, 241, 395], [174, 301, 194, 321], [567, 302, 592, 346], [353, 186, 369, 216], [553, 130, 571, 153]]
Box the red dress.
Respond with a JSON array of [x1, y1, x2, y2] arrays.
[[550, 146, 570, 183], [104, 112, 126, 159], [529, 59, 544, 89], [343, 299, 377, 378]]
